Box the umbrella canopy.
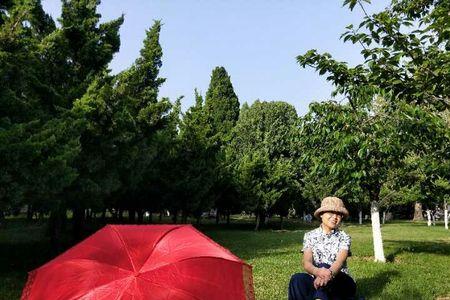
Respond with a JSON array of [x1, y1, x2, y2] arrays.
[[21, 225, 254, 300]]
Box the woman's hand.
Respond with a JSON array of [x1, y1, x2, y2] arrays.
[[316, 267, 332, 281], [313, 275, 330, 289]]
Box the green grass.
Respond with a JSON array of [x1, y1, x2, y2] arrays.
[[1, 218, 449, 299]]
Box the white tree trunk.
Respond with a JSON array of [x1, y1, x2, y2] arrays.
[[359, 210, 362, 225], [371, 202, 386, 262], [445, 208, 448, 230], [382, 211, 386, 225], [427, 209, 432, 226]]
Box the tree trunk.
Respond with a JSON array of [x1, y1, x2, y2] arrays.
[[215, 209, 220, 225], [371, 201, 386, 262], [181, 210, 188, 224], [359, 210, 363, 225], [128, 209, 136, 223], [426, 209, 432, 226], [0, 210, 4, 227], [226, 211, 230, 225], [27, 204, 33, 221], [413, 201, 424, 221], [73, 205, 85, 241], [149, 212, 153, 224], [137, 209, 144, 224], [159, 211, 163, 222], [49, 203, 66, 254], [444, 201, 448, 230], [382, 211, 386, 225], [101, 209, 106, 223], [118, 209, 124, 222], [254, 213, 260, 231], [280, 215, 283, 230], [172, 210, 178, 224]]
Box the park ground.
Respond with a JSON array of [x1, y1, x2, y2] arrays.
[[0, 218, 449, 300]]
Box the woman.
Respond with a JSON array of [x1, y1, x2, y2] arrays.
[[288, 197, 357, 300]]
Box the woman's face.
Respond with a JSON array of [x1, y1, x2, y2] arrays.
[[321, 211, 343, 230]]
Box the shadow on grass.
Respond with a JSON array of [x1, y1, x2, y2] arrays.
[[0, 240, 53, 299], [356, 270, 399, 299], [385, 240, 450, 262]]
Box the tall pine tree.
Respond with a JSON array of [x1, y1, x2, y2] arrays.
[[204, 67, 240, 223]]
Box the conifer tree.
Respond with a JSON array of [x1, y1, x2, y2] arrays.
[[0, 1, 79, 232], [41, 0, 123, 107], [229, 101, 300, 230], [204, 66, 240, 146], [204, 66, 240, 223], [111, 20, 171, 221]]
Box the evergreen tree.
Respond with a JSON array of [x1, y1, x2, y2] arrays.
[[0, 1, 79, 231], [41, 0, 123, 108], [204, 66, 240, 222], [174, 90, 216, 223], [229, 101, 300, 230], [204, 66, 240, 145], [111, 20, 171, 222]]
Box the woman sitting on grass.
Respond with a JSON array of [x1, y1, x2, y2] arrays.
[[288, 197, 357, 300]]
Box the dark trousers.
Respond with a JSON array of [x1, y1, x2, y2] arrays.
[[288, 264, 356, 300]]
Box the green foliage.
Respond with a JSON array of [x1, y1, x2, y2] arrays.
[[171, 90, 216, 218], [0, 0, 178, 236], [202, 67, 242, 220], [55, 0, 124, 103], [0, 0, 80, 219], [68, 19, 172, 225], [298, 100, 400, 204], [383, 103, 450, 208], [2, 0, 448, 238], [205, 66, 240, 146], [229, 101, 301, 226], [297, 0, 450, 210], [298, 0, 450, 111]]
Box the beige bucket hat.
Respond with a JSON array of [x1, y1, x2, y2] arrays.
[[314, 196, 349, 218]]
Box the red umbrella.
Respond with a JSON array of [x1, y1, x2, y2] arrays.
[[21, 224, 254, 300]]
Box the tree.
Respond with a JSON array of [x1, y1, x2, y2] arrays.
[[204, 66, 240, 145], [42, 0, 123, 106], [297, 0, 450, 261], [229, 101, 301, 230], [204, 66, 241, 223], [1, 2, 183, 241], [167, 90, 215, 223], [111, 20, 171, 222], [70, 19, 171, 231], [0, 0, 79, 233]]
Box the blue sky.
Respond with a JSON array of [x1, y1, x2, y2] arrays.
[[42, 0, 389, 115]]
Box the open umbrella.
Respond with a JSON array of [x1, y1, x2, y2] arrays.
[[21, 224, 254, 300]]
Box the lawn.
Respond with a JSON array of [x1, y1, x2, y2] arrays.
[[1, 218, 449, 300]]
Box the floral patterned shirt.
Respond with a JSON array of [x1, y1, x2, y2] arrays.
[[301, 226, 351, 275]]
